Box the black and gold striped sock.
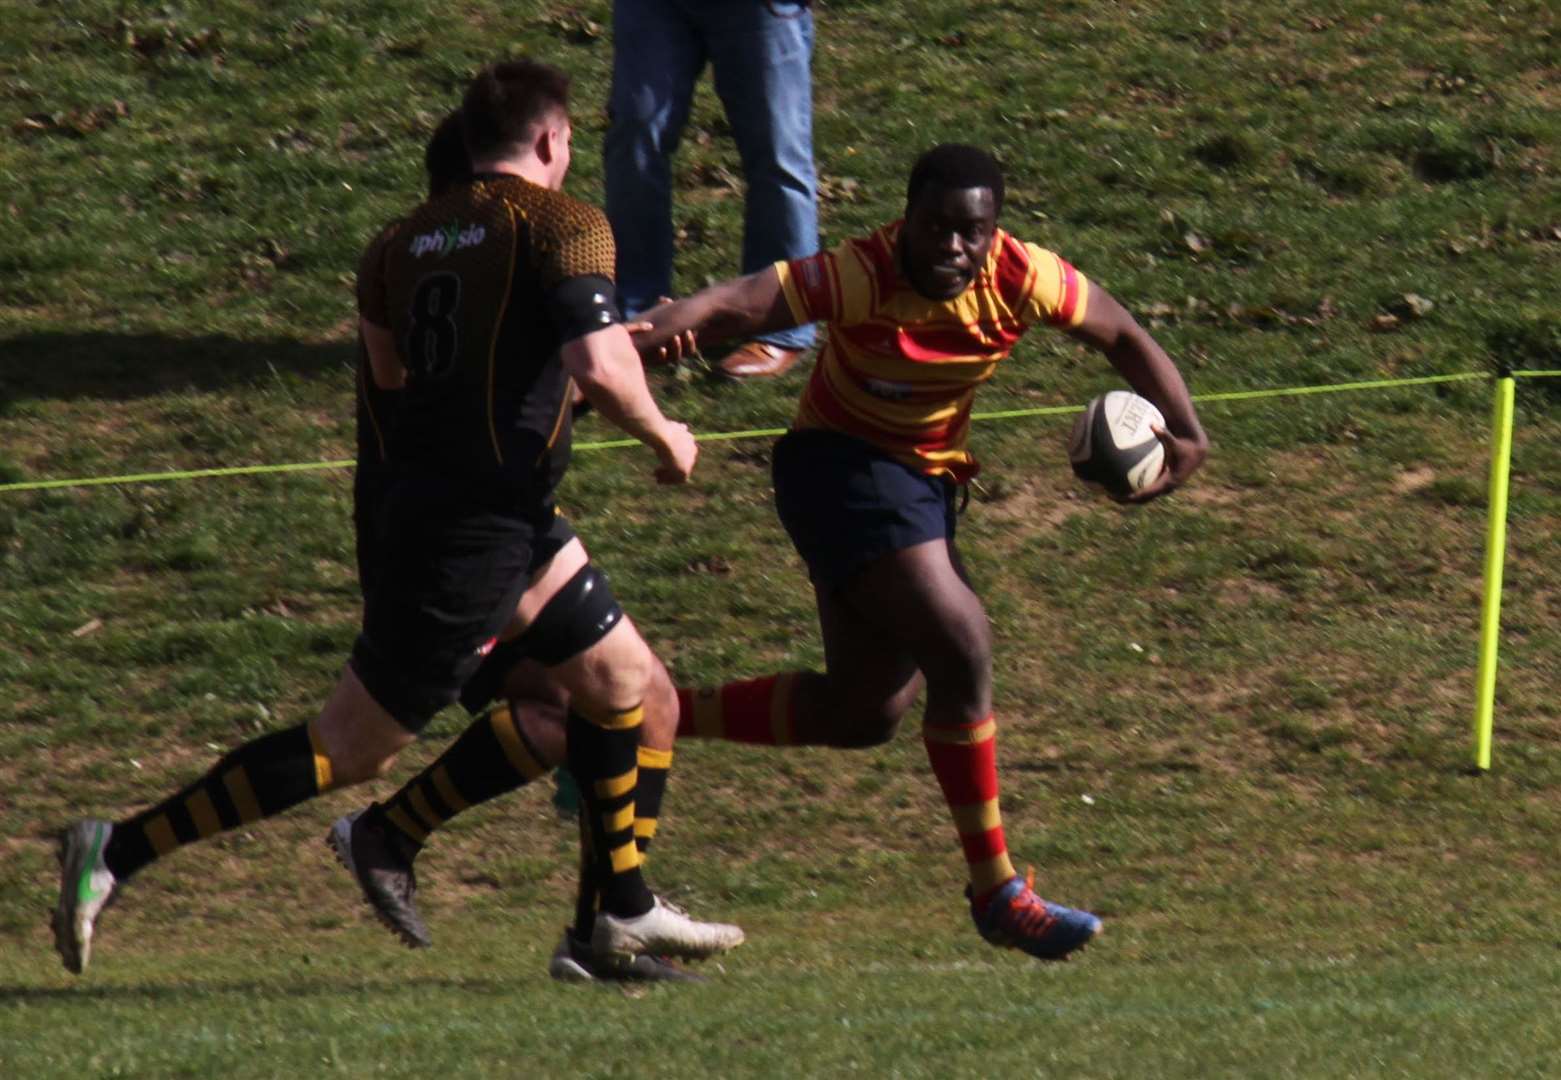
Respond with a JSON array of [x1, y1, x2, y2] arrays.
[[633, 745, 672, 859], [569, 745, 669, 940], [570, 812, 599, 941], [103, 722, 334, 880], [380, 705, 553, 851], [566, 703, 654, 918]]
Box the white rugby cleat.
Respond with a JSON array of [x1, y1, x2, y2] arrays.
[[591, 896, 744, 964], [549, 928, 705, 984]]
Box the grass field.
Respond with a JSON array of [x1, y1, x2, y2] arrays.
[[3, 1, 1560, 1076]]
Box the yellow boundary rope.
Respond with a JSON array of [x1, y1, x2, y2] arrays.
[[0, 369, 1551, 496]]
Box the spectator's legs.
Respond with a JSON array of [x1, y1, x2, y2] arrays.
[[604, 0, 705, 317], [704, 0, 818, 351]]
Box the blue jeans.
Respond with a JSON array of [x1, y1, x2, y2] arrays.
[[605, 0, 817, 351]]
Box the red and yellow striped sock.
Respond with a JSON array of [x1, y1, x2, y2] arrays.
[[674, 673, 800, 744], [923, 715, 1017, 903]]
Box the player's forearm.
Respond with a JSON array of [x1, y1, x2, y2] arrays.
[[637, 289, 755, 354], [1103, 327, 1207, 447], [1076, 290, 1206, 446], [565, 333, 679, 451], [636, 269, 791, 357]]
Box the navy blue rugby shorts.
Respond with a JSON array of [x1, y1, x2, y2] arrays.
[[771, 428, 959, 593]]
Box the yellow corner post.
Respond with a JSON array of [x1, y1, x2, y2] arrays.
[[1472, 371, 1516, 770]]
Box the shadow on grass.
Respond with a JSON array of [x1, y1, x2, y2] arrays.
[[0, 332, 352, 406], [0, 973, 514, 1004]]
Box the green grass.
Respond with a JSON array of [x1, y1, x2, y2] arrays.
[[3, 0, 1560, 1075], [8, 937, 1561, 1078]]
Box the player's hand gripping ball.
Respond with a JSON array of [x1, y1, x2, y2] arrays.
[[1068, 390, 1167, 497]]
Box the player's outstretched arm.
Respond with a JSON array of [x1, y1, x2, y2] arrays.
[[631, 267, 797, 364], [1068, 286, 1209, 502], [562, 323, 698, 484]]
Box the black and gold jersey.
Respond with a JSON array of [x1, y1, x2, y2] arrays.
[[355, 218, 403, 474], [357, 173, 618, 507]]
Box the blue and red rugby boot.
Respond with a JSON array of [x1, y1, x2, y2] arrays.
[[969, 868, 1102, 961]]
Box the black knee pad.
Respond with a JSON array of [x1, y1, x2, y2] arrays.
[[512, 563, 624, 667]]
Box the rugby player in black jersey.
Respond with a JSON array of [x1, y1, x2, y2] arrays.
[[52, 59, 742, 976], [339, 109, 709, 983]]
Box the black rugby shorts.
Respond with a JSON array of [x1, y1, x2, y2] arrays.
[[349, 472, 565, 732]]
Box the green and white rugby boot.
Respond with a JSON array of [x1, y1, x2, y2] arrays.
[[52, 820, 119, 975]]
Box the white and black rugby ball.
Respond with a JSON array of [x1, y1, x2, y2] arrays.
[[1068, 390, 1167, 496]]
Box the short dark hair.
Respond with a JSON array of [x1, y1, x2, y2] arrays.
[[906, 144, 1005, 217], [460, 59, 571, 161], [424, 110, 471, 197]]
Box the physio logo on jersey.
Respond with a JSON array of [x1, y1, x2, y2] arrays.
[[410, 222, 487, 259]]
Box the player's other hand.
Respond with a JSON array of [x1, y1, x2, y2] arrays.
[[627, 298, 695, 366], [653, 421, 698, 485], [649, 327, 697, 366], [1120, 424, 1208, 504]]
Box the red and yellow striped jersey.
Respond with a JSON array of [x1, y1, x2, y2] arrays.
[[776, 221, 1090, 482]]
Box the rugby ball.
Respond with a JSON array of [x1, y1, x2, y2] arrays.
[[1068, 391, 1166, 496]]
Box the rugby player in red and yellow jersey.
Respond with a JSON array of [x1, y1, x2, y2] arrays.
[[635, 144, 1208, 961]]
